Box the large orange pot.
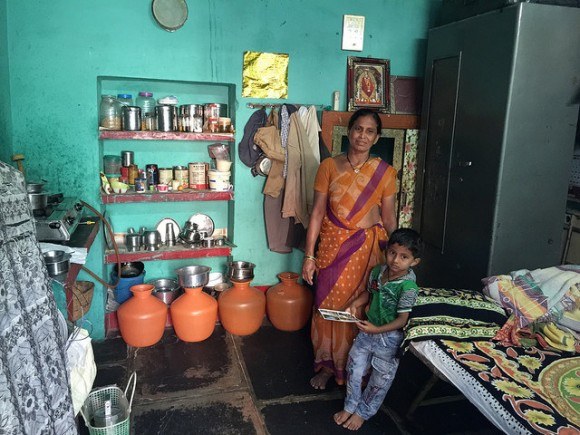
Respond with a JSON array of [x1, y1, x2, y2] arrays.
[[117, 284, 167, 347], [266, 272, 313, 331], [218, 280, 265, 336], [170, 287, 218, 342]]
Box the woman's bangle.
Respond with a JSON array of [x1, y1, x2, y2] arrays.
[[303, 255, 317, 262]]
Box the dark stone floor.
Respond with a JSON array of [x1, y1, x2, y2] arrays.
[[80, 321, 503, 434]]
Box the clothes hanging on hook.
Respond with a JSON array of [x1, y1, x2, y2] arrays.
[[238, 108, 268, 168]]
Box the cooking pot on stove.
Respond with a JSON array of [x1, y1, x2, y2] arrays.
[[28, 192, 64, 212], [26, 181, 45, 194]]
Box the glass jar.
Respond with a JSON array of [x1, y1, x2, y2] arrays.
[[136, 92, 156, 131], [99, 95, 121, 130], [117, 93, 133, 107]]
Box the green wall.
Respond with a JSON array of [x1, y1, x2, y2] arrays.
[[2, 0, 440, 339], [0, 0, 11, 165]]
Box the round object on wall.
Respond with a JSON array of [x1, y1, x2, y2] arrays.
[[152, 0, 188, 32]]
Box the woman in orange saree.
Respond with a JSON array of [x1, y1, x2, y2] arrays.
[[302, 109, 398, 389]]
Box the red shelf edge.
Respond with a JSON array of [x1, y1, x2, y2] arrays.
[[101, 190, 233, 204], [104, 246, 232, 263], [99, 130, 235, 142]]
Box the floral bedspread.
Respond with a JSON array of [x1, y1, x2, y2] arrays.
[[434, 339, 579, 434]]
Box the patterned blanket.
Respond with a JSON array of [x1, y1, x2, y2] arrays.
[[432, 339, 579, 434], [405, 287, 507, 343]]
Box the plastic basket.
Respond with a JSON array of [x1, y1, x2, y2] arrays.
[[80, 372, 136, 435]]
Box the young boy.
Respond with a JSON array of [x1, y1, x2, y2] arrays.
[[334, 228, 423, 431]]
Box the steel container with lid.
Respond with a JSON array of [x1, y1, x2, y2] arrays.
[[204, 103, 227, 120], [179, 104, 203, 133], [121, 151, 134, 167], [122, 106, 141, 131], [156, 105, 176, 132]]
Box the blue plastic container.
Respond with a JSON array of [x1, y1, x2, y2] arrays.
[[111, 262, 146, 304]]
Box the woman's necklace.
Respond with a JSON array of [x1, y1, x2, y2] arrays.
[[346, 154, 370, 174]]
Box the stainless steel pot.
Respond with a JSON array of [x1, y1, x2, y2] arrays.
[[175, 265, 211, 288], [143, 230, 161, 251], [43, 250, 66, 263], [148, 278, 181, 304], [125, 233, 142, 252], [45, 257, 70, 277], [227, 261, 255, 282], [26, 182, 45, 194], [28, 192, 48, 211]]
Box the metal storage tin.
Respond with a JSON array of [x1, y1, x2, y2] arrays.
[[122, 106, 141, 131], [156, 105, 176, 132], [179, 104, 203, 133]]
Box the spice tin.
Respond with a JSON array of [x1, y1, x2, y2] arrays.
[[159, 167, 173, 185], [204, 103, 227, 120], [134, 177, 147, 193], [206, 117, 219, 133], [128, 164, 139, 185], [173, 165, 188, 188], [121, 151, 134, 167], [145, 164, 159, 188], [188, 162, 207, 189]]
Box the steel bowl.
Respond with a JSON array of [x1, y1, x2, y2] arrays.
[[175, 265, 211, 288], [45, 258, 70, 277], [227, 261, 255, 282], [148, 278, 181, 305], [43, 250, 66, 263]]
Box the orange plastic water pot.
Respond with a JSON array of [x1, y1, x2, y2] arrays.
[[267, 272, 313, 332], [218, 280, 265, 336], [170, 287, 218, 342], [117, 284, 167, 347]]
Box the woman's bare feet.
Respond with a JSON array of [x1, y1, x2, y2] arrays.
[[333, 410, 351, 425], [310, 368, 333, 390], [342, 414, 365, 431]]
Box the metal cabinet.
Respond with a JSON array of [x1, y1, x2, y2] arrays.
[[414, 3, 580, 289]]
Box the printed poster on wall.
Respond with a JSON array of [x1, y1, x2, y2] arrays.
[[242, 51, 289, 99]]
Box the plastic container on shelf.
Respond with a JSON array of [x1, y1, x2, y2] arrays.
[[99, 95, 121, 130], [117, 94, 133, 107], [103, 155, 122, 175], [136, 92, 156, 131]]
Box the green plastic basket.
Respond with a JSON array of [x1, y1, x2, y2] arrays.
[[80, 372, 136, 435]]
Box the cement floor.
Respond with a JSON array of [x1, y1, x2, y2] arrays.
[[80, 322, 502, 434]]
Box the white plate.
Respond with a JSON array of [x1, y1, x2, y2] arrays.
[[155, 218, 181, 244], [152, 0, 188, 32], [187, 213, 214, 237]]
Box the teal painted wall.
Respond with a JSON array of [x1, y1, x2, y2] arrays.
[[3, 0, 440, 339], [0, 0, 11, 164]]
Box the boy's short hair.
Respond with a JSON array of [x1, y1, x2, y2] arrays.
[[387, 228, 423, 258]]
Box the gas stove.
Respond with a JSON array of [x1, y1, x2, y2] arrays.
[[34, 197, 84, 241]]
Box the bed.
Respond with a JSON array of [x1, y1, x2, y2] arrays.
[[404, 285, 579, 435]]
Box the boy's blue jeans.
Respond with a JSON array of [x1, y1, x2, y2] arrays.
[[344, 329, 403, 420]]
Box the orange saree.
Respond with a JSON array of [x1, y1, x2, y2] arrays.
[[311, 156, 397, 384]]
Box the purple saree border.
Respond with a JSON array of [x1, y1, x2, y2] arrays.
[[346, 160, 389, 221]]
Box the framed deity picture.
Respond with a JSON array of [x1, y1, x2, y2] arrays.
[[347, 56, 390, 113]]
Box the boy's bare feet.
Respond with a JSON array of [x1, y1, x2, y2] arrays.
[[342, 414, 365, 431], [310, 368, 333, 390], [333, 410, 351, 425]]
